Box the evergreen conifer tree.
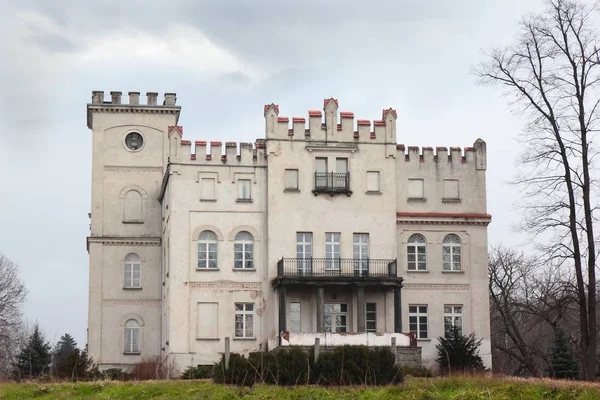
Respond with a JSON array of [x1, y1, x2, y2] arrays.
[[12, 324, 51, 380], [435, 325, 484, 374], [547, 328, 580, 380], [52, 333, 79, 379]]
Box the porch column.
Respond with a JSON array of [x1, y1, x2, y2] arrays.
[[394, 286, 402, 333], [317, 286, 324, 332], [356, 286, 365, 332], [278, 287, 286, 339]]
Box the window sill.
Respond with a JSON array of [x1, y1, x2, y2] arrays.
[[196, 268, 220, 271], [236, 199, 253, 203], [365, 191, 382, 195], [123, 220, 144, 224], [407, 198, 427, 203], [284, 188, 300, 193], [233, 337, 256, 341], [233, 268, 257, 272], [196, 337, 220, 341], [123, 287, 142, 290], [200, 199, 217, 202], [406, 270, 429, 273], [416, 338, 432, 342], [123, 352, 141, 356], [442, 270, 464, 274], [442, 198, 461, 203]]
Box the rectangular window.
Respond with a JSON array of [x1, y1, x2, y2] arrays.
[[366, 303, 377, 333], [124, 263, 141, 288], [336, 157, 348, 173], [197, 302, 218, 338], [444, 305, 463, 337], [234, 303, 254, 338], [366, 171, 380, 192], [290, 302, 301, 333], [409, 305, 428, 339], [443, 179, 459, 200], [201, 178, 216, 200], [124, 326, 140, 354], [325, 232, 341, 270], [353, 233, 369, 275], [296, 232, 313, 274], [408, 179, 424, 199], [285, 169, 299, 190], [324, 303, 347, 333], [237, 179, 251, 200], [315, 157, 328, 173]]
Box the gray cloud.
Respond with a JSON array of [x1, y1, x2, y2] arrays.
[[0, 0, 554, 347]]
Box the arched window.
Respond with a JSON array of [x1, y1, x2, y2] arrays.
[[234, 231, 254, 269], [124, 253, 141, 288], [123, 190, 143, 222], [443, 234, 462, 271], [407, 234, 427, 271], [124, 319, 140, 354], [198, 231, 218, 269]]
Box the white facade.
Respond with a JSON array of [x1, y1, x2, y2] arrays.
[[86, 91, 492, 373]]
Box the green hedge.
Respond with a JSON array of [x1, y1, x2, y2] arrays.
[[213, 346, 403, 386]]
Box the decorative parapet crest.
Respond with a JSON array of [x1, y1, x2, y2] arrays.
[[102, 299, 161, 307], [187, 281, 262, 291], [403, 283, 470, 291], [396, 212, 492, 226]]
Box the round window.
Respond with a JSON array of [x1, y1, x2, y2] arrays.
[[125, 132, 144, 151]]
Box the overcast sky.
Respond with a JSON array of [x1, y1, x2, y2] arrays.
[[0, 0, 565, 347]]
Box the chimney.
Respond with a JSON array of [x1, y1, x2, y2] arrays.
[[128, 92, 140, 105], [164, 93, 177, 106], [110, 91, 122, 105], [91, 91, 104, 104], [146, 92, 158, 106]]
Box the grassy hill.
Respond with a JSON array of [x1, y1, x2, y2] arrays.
[[1, 376, 600, 399]]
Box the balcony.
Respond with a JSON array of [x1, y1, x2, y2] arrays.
[[273, 258, 401, 287], [313, 172, 352, 195]]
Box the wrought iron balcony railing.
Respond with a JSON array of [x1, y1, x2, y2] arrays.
[[313, 172, 351, 194], [277, 258, 397, 278]]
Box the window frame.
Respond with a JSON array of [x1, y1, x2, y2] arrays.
[[123, 131, 145, 152], [124, 253, 141, 289], [442, 234, 462, 271], [366, 302, 377, 333], [234, 231, 254, 269], [324, 303, 348, 333], [198, 230, 218, 269], [200, 177, 216, 201], [124, 319, 140, 354], [285, 169, 299, 190], [234, 303, 255, 339], [325, 232, 341, 270], [444, 305, 463, 337], [407, 234, 427, 271], [407, 178, 425, 200], [408, 305, 428, 339], [237, 179, 252, 201], [366, 171, 380, 193]]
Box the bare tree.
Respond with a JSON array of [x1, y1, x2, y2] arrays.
[[0, 254, 27, 379], [489, 245, 579, 377], [477, 0, 600, 380]]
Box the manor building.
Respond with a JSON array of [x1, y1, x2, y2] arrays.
[[86, 91, 492, 372]]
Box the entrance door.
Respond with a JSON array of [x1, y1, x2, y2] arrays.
[[296, 232, 312, 275], [324, 303, 348, 333]]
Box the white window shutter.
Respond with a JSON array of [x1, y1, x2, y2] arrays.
[[408, 179, 424, 199]]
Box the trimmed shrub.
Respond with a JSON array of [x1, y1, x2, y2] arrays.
[[436, 326, 484, 374], [313, 346, 403, 386], [213, 353, 254, 386], [250, 348, 311, 385], [181, 364, 214, 379]]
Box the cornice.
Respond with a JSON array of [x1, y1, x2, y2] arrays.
[[87, 236, 161, 250], [105, 165, 163, 173], [102, 299, 161, 307], [396, 212, 491, 226], [403, 283, 470, 291], [187, 281, 262, 291], [87, 104, 180, 115]]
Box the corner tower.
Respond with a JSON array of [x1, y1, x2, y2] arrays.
[[86, 91, 180, 368]]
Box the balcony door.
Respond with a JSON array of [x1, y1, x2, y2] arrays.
[[315, 158, 328, 188], [325, 232, 341, 272], [296, 232, 313, 275], [334, 158, 348, 189], [353, 233, 369, 276], [324, 303, 348, 333]]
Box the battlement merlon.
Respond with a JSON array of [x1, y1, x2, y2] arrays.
[[264, 99, 397, 144], [396, 139, 487, 170], [167, 126, 266, 166], [86, 91, 181, 129]]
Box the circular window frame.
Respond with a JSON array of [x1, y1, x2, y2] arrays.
[[123, 131, 146, 152]]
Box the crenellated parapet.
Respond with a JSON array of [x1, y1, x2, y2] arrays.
[[396, 139, 486, 170], [265, 98, 397, 144], [167, 125, 266, 166]]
